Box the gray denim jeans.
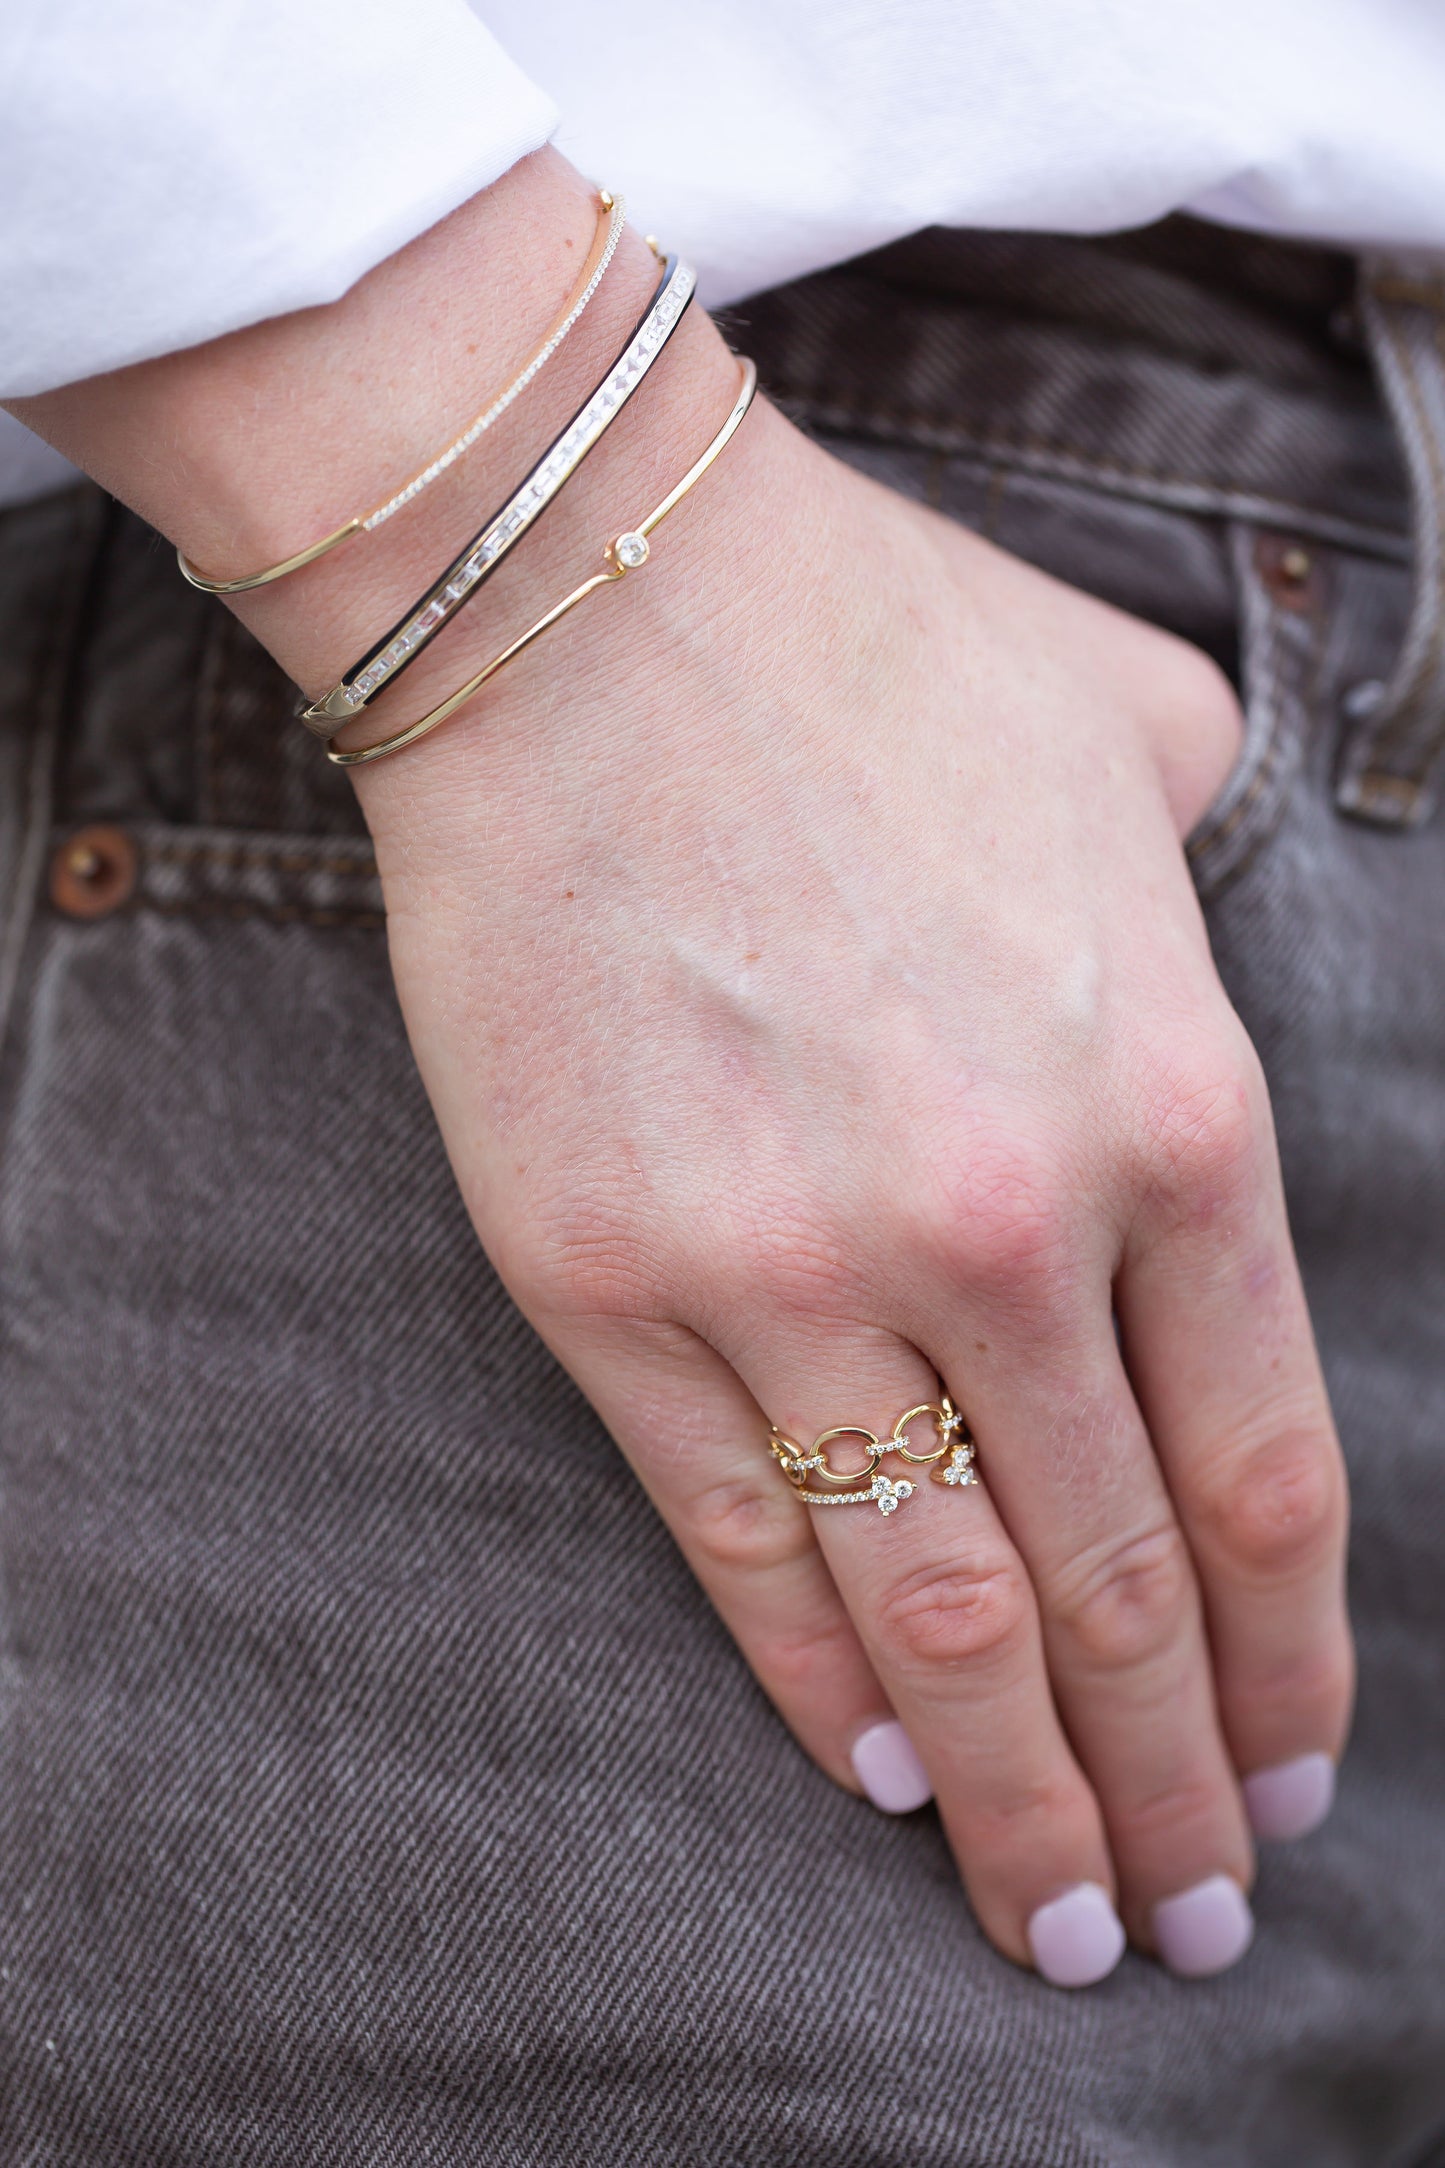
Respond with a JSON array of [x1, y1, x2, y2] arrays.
[[2, 220, 1444, 2166]]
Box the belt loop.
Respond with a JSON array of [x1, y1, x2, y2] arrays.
[[1337, 253, 1445, 826]]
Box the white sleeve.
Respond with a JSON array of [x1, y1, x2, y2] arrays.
[[0, 0, 558, 396]]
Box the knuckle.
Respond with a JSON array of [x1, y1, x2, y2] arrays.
[[958, 1773, 1092, 1858], [685, 1473, 814, 1577], [727, 1210, 860, 1322], [1107, 1767, 1231, 1854], [1137, 1044, 1265, 1211], [1195, 1431, 1347, 1583], [925, 1133, 1078, 1312], [1227, 1634, 1356, 1744], [763, 1611, 871, 1705], [509, 1185, 662, 1323], [1053, 1523, 1198, 1674], [873, 1555, 1034, 1678]]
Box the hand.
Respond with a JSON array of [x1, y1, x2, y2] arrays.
[[17, 151, 1351, 1985], [352, 360, 1352, 1984]]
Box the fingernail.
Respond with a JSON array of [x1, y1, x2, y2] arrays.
[[850, 1720, 932, 1813], [1153, 1874, 1254, 1978], [1242, 1752, 1335, 1843], [1027, 1882, 1127, 1989]]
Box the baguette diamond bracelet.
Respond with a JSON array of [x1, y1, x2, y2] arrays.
[[325, 358, 758, 767], [297, 252, 696, 736]]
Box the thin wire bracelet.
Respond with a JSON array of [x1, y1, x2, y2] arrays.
[[297, 252, 696, 735], [177, 189, 628, 597], [325, 358, 758, 768]]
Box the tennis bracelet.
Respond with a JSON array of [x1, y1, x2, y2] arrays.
[[177, 188, 628, 597]]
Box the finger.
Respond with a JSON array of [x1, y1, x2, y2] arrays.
[[888, 1126, 1257, 1968], [930, 1285, 1257, 1972], [729, 1319, 1128, 1987], [540, 1312, 916, 1806], [1117, 1054, 1353, 1844]]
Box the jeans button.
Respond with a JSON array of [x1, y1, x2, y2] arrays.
[[49, 824, 137, 919]]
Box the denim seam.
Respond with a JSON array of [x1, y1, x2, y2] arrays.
[[1186, 736, 1286, 870], [1337, 283, 1445, 818], [1370, 317, 1445, 753], [141, 894, 385, 932], [1187, 524, 1320, 901], [791, 399, 1410, 561], [0, 493, 110, 1062], [144, 840, 378, 877]]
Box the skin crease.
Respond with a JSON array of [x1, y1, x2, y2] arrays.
[[12, 145, 1353, 1977]]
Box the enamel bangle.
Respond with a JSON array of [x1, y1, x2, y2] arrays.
[[298, 252, 697, 736], [324, 358, 758, 768], [176, 189, 629, 597]]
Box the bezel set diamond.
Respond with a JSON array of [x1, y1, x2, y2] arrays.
[[610, 531, 650, 570]]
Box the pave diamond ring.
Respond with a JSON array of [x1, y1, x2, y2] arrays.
[[768, 1396, 978, 1516]]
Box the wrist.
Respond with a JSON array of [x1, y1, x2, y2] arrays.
[[12, 145, 744, 724]]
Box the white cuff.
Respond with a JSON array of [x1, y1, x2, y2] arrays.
[[0, 0, 559, 395]]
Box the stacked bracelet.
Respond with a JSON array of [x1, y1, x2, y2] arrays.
[[177, 188, 628, 596], [325, 359, 758, 767], [297, 251, 697, 735]]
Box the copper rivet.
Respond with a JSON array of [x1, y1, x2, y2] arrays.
[[1279, 546, 1312, 584], [49, 824, 138, 920]]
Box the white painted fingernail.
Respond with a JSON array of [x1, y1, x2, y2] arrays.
[[1153, 1874, 1255, 1977], [1027, 1882, 1127, 1988], [850, 1720, 932, 1813], [1242, 1752, 1335, 1842]]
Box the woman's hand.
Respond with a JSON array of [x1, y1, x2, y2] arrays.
[[353, 376, 1351, 1985], [15, 150, 1351, 1986]]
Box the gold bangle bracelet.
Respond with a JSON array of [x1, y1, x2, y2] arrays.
[[325, 357, 758, 768], [176, 188, 627, 597]]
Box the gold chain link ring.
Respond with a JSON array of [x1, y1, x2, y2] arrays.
[[768, 1396, 978, 1516]]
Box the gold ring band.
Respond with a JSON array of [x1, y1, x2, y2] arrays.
[[768, 1396, 977, 1515]]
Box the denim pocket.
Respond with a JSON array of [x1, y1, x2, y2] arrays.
[[1185, 525, 1328, 902]]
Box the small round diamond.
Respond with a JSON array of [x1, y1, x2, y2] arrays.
[[612, 531, 649, 570]]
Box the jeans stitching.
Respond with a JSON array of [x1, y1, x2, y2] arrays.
[[1339, 297, 1445, 807], [141, 894, 385, 932], [144, 840, 377, 877], [785, 395, 1408, 554], [1187, 525, 1319, 900], [0, 493, 112, 1057]]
